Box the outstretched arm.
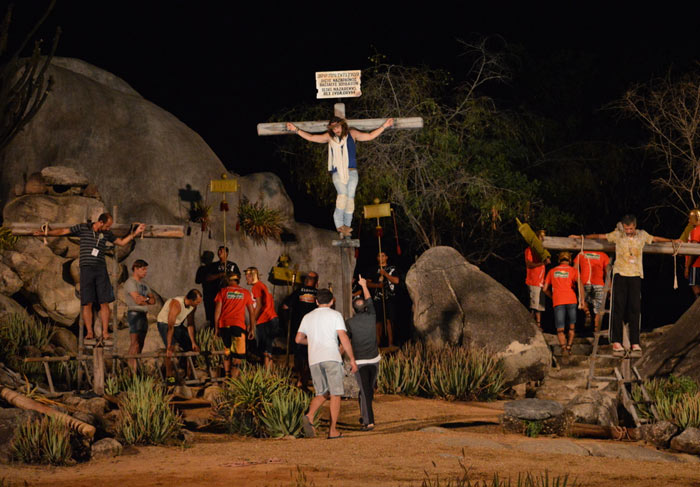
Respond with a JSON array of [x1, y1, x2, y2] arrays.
[[350, 118, 394, 142], [286, 122, 330, 143], [114, 223, 146, 246], [33, 227, 71, 237], [568, 234, 607, 240]]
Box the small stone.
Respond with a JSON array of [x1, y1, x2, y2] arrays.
[[91, 438, 122, 460], [670, 427, 700, 455], [202, 385, 222, 404], [179, 428, 195, 444], [85, 397, 110, 416], [639, 421, 680, 449], [504, 398, 564, 420]]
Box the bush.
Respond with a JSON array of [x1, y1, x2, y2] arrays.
[[238, 196, 283, 244], [632, 375, 700, 427], [105, 366, 161, 396], [213, 364, 310, 438], [0, 313, 54, 377], [195, 327, 224, 371], [10, 416, 73, 465], [378, 342, 506, 401], [115, 375, 182, 445]]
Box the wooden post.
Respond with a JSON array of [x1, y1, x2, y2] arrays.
[[112, 206, 119, 356]]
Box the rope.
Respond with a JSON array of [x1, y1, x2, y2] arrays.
[[40, 222, 49, 245], [391, 208, 401, 256], [671, 240, 681, 289]]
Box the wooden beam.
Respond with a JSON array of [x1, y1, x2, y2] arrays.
[[7, 222, 185, 238], [542, 236, 700, 256], [257, 117, 423, 136]]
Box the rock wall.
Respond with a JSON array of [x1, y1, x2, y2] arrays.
[[405, 246, 551, 385], [0, 58, 352, 324]]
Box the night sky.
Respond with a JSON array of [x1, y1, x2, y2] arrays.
[[5, 1, 700, 326]]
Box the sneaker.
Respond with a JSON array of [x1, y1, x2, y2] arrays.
[[630, 344, 642, 357], [612, 342, 624, 356]]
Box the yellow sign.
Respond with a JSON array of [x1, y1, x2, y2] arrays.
[[210, 179, 238, 193], [363, 203, 391, 219], [270, 267, 302, 284]]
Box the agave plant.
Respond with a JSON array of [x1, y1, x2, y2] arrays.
[[195, 327, 224, 371], [0, 313, 54, 378], [115, 375, 182, 445], [237, 196, 283, 244], [11, 416, 72, 465], [632, 375, 699, 424], [260, 387, 311, 438]]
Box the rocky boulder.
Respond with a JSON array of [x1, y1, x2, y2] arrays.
[[637, 299, 700, 383], [0, 58, 353, 320], [501, 398, 573, 436], [565, 390, 618, 428], [90, 437, 122, 460], [670, 427, 700, 455], [639, 420, 680, 449], [0, 262, 22, 296], [405, 246, 550, 385]]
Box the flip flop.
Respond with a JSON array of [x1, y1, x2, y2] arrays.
[[327, 433, 343, 439], [302, 415, 315, 438]]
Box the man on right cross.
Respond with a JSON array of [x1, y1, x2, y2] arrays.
[[571, 214, 677, 356], [685, 209, 700, 299]]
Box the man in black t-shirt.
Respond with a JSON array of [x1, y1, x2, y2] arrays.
[[198, 246, 240, 327], [37, 213, 145, 340], [282, 270, 318, 388]]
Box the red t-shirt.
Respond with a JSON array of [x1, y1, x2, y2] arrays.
[[574, 251, 610, 286], [686, 226, 700, 269], [545, 264, 578, 307], [524, 247, 545, 286], [214, 285, 253, 329], [251, 281, 278, 324]]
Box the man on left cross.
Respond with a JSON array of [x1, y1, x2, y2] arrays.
[[36, 212, 145, 340]]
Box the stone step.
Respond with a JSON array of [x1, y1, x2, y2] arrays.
[[551, 343, 593, 356]]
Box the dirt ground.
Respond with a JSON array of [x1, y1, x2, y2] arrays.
[[4, 395, 700, 487]]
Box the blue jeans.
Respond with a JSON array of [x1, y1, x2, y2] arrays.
[[553, 304, 577, 329], [331, 169, 359, 229]]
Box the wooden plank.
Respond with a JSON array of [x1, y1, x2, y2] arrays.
[[542, 236, 700, 255], [7, 222, 185, 238], [257, 117, 423, 136]]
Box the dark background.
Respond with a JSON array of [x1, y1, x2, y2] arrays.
[[4, 1, 700, 334]]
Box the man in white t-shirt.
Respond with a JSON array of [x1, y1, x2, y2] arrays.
[[295, 288, 357, 439]]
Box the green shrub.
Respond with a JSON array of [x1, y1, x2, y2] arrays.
[[632, 375, 700, 427], [0, 226, 18, 251], [238, 196, 283, 244], [213, 364, 309, 438], [10, 416, 73, 465], [378, 342, 506, 401], [0, 313, 54, 378], [195, 327, 224, 370], [115, 375, 182, 445]]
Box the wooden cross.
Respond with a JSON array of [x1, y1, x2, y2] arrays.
[[541, 236, 700, 256], [7, 215, 185, 396], [257, 103, 423, 135]]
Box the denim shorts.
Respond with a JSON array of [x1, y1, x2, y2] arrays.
[[309, 361, 345, 396], [553, 304, 577, 329], [127, 310, 148, 335], [583, 284, 606, 314]]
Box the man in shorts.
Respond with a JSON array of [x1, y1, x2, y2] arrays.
[[525, 229, 549, 329], [573, 250, 610, 332], [214, 273, 255, 378], [245, 267, 279, 370], [36, 213, 145, 340], [124, 259, 155, 371], [543, 252, 580, 357], [296, 288, 357, 439]]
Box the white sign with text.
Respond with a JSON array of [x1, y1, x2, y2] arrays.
[[315, 70, 361, 99]]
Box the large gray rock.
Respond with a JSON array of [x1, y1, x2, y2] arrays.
[[41, 166, 89, 187], [504, 398, 563, 420], [0, 262, 22, 296], [637, 299, 700, 383], [406, 246, 551, 385], [1, 237, 79, 325], [0, 58, 353, 320], [565, 390, 618, 427], [670, 427, 700, 455]]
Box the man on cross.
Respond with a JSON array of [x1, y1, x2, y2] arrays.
[[571, 215, 677, 356], [35, 213, 145, 340], [286, 117, 394, 239]]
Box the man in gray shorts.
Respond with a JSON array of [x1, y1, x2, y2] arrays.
[[295, 288, 357, 439], [124, 259, 155, 371]]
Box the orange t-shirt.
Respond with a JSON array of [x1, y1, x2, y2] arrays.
[[214, 285, 253, 329], [524, 247, 545, 286], [686, 226, 700, 269], [545, 264, 578, 307], [574, 251, 610, 286], [251, 281, 278, 324]]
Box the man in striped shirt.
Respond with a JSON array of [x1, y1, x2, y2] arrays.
[[37, 213, 145, 340]]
